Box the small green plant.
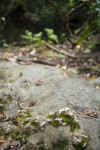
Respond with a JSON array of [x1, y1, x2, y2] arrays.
[[44, 28, 59, 43], [2, 39, 8, 47], [85, 41, 99, 50], [21, 28, 59, 44], [21, 30, 43, 43]]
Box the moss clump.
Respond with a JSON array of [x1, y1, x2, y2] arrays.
[[53, 140, 69, 150], [31, 120, 40, 128], [49, 120, 60, 127], [0, 98, 3, 104], [18, 114, 25, 120], [71, 122, 80, 132], [61, 114, 73, 124], [12, 130, 21, 140], [25, 110, 31, 118], [8, 95, 13, 101], [23, 120, 30, 125], [0, 128, 5, 136], [60, 114, 80, 131], [22, 130, 31, 137], [73, 137, 88, 150], [9, 79, 16, 82], [47, 112, 58, 119], [0, 105, 5, 112], [37, 141, 45, 150], [0, 99, 6, 112]]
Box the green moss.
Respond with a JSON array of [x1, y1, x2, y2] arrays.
[[8, 95, 13, 101], [31, 120, 40, 128], [71, 122, 80, 132], [61, 114, 80, 131], [25, 110, 31, 118], [61, 114, 73, 124], [73, 137, 88, 150], [37, 141, 45, 150], [22, 130, 31, 137], [47, 112, 58, 119], [18, 114, 25, 120], [23, 120, 30, 125], [0, 105, 6, 112], [0, 98, 3, 104], [49, 120, 60, 127], [9, 79, 16, 82], [53, 140, 69, 150], [12, 130, 20, 140], [0, 128, 5, 136]]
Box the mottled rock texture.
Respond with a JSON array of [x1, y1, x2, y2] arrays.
[[0, 62, 100, 150]]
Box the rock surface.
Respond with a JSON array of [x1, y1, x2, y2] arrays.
[[0, 62, 100, 150]]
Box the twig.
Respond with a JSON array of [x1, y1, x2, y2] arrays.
[[65, 2, 85, 21], [45, 42, 78, 58], [17, 57, 57, 66]]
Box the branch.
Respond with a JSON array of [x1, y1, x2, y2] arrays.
[[45, 0, 65, 24], [65, 2, 86, 21], [45, 42, 78, 58]]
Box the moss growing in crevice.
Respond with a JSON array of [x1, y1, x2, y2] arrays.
[[22, 130, 31, 137], [36, 141, 45, 150], [73, 137, 88, 150], [60, 113, 80, 131], [60, 114, 73, 123], [31, 120, 40, 129], [7, 95, 13, 102], [71, 122, 80, 132], [47, 112, 58, 119], [0, 105, 5, 112], [49, 120, 60, 127], [0, 128, 5, 136], [53, 139, 69, 150], [23, 120, 30, 125], [24, 110, 31, 118], [15, 109, 31, 124], [0, 98, 6, 112]]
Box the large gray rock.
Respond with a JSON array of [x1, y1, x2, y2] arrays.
[[0, 62, 100, 150]]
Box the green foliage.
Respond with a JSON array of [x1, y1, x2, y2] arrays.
[[44, 28, 59, 43], [21, 28, 59, 44], [21, 30, 43, 43], [86, 41, 99, 50], [21, 30, 33, 43], [0, 0, 100, 46]]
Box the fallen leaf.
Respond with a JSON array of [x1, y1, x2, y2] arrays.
[[29, 102, 36, 107], [0, 135, 5, 143], [61, 65, 67, 70], [89, 76, 96, 80], [0, 112, 8, 121], [84, 109, 99, 118]]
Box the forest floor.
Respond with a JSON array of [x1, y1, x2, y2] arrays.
[[0, 41, 100, 80]]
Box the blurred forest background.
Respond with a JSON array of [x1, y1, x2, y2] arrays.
[[0, 0, 100, 78]]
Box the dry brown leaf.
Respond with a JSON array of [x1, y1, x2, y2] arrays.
[[0, 112, 8, 121], [0, 135, 5, 143], [84, 109, 99, 118]]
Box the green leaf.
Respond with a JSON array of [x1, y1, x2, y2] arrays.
[[48, 34, 59, 43], [1, 17, 5, 21], [33, 32, 43, 38], [44, 28, 54, 35], [86, 41, 99, 50]]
